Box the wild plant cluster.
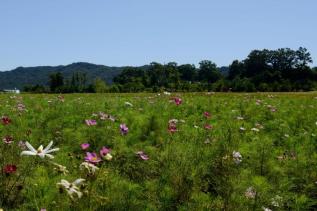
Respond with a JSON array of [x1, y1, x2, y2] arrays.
[[1, 92, 317, 210]]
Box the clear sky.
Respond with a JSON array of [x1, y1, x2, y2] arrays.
[[0, 0, 316, 71]]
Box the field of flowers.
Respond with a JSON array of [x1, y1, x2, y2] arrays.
[[1, 92, 317, 210]]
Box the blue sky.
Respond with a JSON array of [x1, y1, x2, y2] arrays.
[[0, 0, 316, 71]]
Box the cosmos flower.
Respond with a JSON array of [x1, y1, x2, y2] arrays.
[[204, 124, 213, 130], [168, 120, 178, 133], [80, 162, 99, 174], [233, 151, 242, 164], [51, 162, 69, 175], [125, 102, 133, 107], [100, 146, 113, 161], [204, 112, 211, 118], [163, 91, 171, 95], [57, 178, 85, 199], [3, 164, 17, 174], [99, 112, 108, 120], [256, 99, 262, 105], [85, 152, 102, 164], [245, 187, 256, 199], [81, 143, 90, 150], [136, 151, 149, 160], [3, 135, 14, 144], [18, 141, 27, 149], [120, 124, 129, 135], [173, 97, 182, 105], [1, 116, 11, 125], [85, 119, 97, 126], [57, 95, 65, 102], [17, 103, 26, 112], [271, 195, 283, 207], [251, 128, 260, 132], [262, 207, 272, 211], [21, 141, 59, 159]]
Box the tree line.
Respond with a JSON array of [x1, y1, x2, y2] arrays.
[[24, 47, 317, 93]]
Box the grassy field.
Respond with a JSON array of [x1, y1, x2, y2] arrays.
[[1, 92, 317, 210]]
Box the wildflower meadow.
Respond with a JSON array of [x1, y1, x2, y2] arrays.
[[1, 92, 317, 210]]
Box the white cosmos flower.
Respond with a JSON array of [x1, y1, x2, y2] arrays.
[[80, 162, 99, 174], [124, 102, 133, 107], [57, 179, 85, 199], [233, 151, 242, 164], [21, 141, 59, 159], [51, 162, 69, 175], [251, 128, 260, 132]]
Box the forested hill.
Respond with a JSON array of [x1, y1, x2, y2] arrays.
[[0, 62, 228, 90], [0, 62, 127, 89]]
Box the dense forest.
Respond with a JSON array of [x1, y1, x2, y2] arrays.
[[4, 47, 317, 93]]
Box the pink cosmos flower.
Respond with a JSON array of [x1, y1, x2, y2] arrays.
[[85, 152, 102, 164], [120, 124, 129, 135], [168, 123, 177, 133], [81, 143, 90, 150], [168, 119, 178, 133], [173, 97, 182, 106], [3, 164, 17, 174], [100, 146, 111, 157], [204, 112, 211, 118], [136, 151, 149, 160], [1, 116, 11, 125], [100, 146, 113, 160], [85, 119, 97, 126], [17, 103, 26, 112], [3, 135, 13, 144], [204, 124, 213, 130]]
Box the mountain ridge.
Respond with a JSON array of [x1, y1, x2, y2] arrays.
[[0, 62, 131, 89]]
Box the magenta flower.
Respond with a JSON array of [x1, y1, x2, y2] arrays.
[[136, 151, 149, 160], [100, 146, 111, 157], [120, 124, 129, 135], [1, 116, 11, 125], [168, 119, 178, 133], [204, 112, 211, 118], [85, 119, 97, 126], [100, 146, 113, 160], [85, 152, 102, 164], [204, 124, 213, 130], [81, 143, 90, 150], [173, 97, 182, 106], [3, 164, 17, 174], [3, 135, 13, 144], [168, 123, 177, 133]]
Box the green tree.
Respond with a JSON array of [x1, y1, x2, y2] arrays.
[[198, 60, 222, 83], [94, 78, 108, 93], [49, 72, 64, 92], [178, 64, 197, 82]]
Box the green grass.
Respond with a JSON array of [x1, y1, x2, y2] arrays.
[[1, 92, 317, 210]]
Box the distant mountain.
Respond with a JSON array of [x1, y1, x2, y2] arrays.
[[0, 62, 128, 89]]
